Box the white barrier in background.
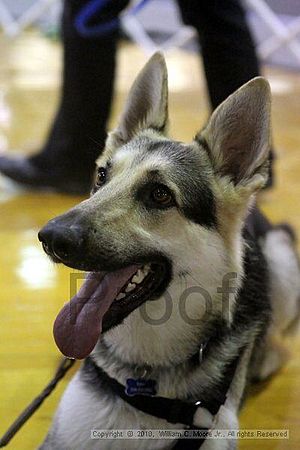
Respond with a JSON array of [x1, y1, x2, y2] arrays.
[[0, 0, 56, 37], [0, 0, 300, 66], [246, 0, 300, 63]]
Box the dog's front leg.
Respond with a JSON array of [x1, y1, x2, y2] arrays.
[[200, 345, 253, 450]]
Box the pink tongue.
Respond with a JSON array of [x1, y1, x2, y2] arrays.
[[53, 266, 139, 359]]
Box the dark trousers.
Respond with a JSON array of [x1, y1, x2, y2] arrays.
[[32, 0, 261, 175]]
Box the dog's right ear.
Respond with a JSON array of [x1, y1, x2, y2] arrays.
[[109, 52, 168, 146], [196, 77, 271, 190]]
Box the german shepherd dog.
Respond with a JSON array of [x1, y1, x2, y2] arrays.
[[38, 54, 300, 449]]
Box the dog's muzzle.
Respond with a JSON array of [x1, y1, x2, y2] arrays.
[[38, 212, 172, 360]]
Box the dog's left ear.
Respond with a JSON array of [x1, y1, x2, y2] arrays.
[[110, 52, 168, 145], [198, 77, 271, 188]]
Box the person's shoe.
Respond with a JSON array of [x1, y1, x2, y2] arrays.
[[0, 154, 92, 195]]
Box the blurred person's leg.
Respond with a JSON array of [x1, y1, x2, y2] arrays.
[[0, 0, 129, 195], [177, 0, 274, 187]]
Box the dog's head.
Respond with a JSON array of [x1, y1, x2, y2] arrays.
[[39, 53, 271, 363]]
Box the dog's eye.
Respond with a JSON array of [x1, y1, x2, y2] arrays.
[[151, 185, 174, 207], [95, 167, 107, 187]]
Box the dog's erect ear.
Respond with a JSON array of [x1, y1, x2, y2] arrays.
[[198, 77, 271, 186], [111, 52, 168, 145]]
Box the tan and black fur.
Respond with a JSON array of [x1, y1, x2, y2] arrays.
[[38, 53, 300, 450]]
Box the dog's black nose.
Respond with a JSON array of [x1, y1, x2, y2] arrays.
[[38, 222, 85, 263]]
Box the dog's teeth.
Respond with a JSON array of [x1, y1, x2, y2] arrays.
[[142, 264, 151, 275], [125, 283, 136, 293], [130, 264, 151, 285], [116, 292, 126, 301], [132, 270, 145, 284]]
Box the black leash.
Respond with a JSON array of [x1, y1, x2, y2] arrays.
[[0, 358, 75, 448]]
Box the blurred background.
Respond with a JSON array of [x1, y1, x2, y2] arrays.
[[0, 1, 300, 449]]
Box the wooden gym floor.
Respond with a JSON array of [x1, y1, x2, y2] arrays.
[[0, 32, 300, 450]]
